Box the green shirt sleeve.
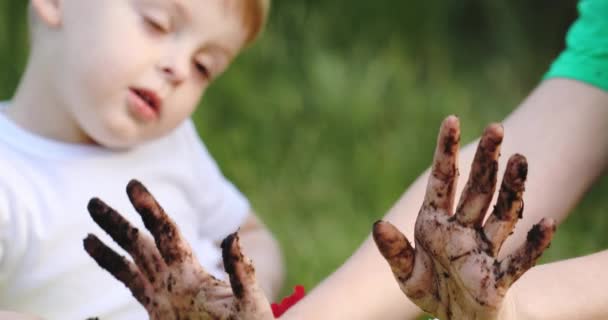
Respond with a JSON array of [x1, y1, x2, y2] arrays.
[[544, 0, 608, 91]]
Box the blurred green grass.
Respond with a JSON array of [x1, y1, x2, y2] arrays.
[[1, 1, 606, 316]]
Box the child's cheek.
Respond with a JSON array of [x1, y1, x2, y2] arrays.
[[66, 8, 154, 102], [70, 43, 147, 114]]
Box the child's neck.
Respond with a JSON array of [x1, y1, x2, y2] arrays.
[[6, 55, 95, 145]]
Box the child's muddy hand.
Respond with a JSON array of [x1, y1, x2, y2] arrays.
[[83, 180, 274, 320], [373, 116, 556, 320]]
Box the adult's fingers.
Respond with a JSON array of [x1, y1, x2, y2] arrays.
[[423, 116, 460, 215], [495, 218, 556, 289], [483, 154, 528, 256], [126, 180, 193, 266], [83, 234, 155, 308], [454, 124, 503, 227], [373, 220, 415, 283], [221, 233, 274, 319], [87, 198, 167, 283]]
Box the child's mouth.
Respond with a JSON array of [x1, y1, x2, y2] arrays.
[[127, 88, 161, 122]]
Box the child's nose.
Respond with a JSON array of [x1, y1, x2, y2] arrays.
[[160, 65, 187, 85], [157, 56, 188, 86]]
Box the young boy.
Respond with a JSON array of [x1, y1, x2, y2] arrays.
[[0, 0, 282, 319]]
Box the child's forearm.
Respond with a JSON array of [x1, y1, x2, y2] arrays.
[[239, 213, 285, 301], [512, 250, 608, 319]]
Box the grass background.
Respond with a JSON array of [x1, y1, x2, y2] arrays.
[[1, 1, 606, 318]]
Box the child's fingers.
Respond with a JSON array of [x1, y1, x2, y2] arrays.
[[454, 124, 503, 228], [83, 234, 155, 308], [424, 116, 460, 215], [373, 220, 415, 282], [126, 179, 193, 266], [221, 233, 274, 318], [87, 197, 167, 284], [483, 155, 528, 256], [496, 218, 556, 289], [221, 232, 256, 300]]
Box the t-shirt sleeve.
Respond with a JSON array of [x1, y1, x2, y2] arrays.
[[181, 120, 251, 242], [544, 0, 608, 91]]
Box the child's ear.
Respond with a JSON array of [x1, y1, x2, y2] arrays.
[[31, 0, 62, 27]]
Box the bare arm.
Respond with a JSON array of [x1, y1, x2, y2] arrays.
[[238, 213, 285, 300], [0, 312, 41, 320], [511, 250, 608, 319], [283, 79, 608, 319]]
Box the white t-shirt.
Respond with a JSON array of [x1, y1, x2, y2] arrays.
[[0, 102, 250, 319]]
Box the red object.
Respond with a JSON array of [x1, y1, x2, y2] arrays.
[[271, 285, 306, 318]]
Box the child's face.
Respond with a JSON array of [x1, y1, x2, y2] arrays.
[[50, 0, 248, 147]]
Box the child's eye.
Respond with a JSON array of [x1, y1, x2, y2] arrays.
[[141, 8, 171, 34], [144, 17, 169, 33], [195, 62, 211, 79]]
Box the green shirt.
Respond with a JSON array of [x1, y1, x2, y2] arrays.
[[544, 0, 608, 91]]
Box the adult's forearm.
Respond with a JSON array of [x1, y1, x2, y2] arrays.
[[282, 234, 424, 319], [284, 79, 608, 319], [512, 250, 608, 319], [479, 79, 608, 256]]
